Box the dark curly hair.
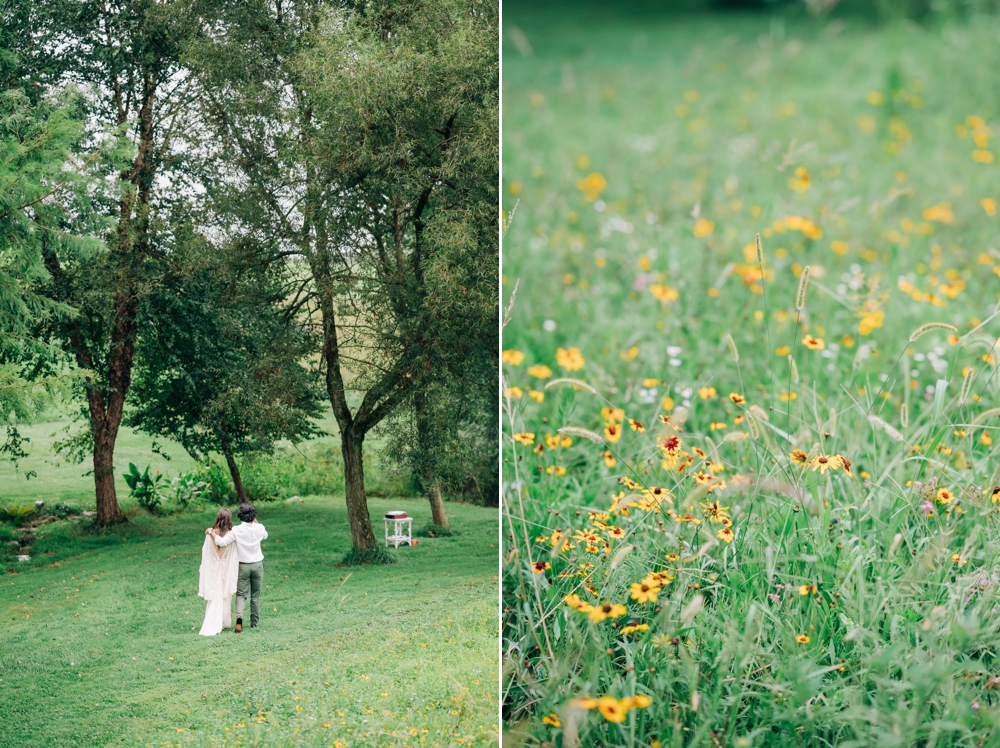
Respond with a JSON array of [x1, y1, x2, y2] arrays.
[[237, 503, 257, 523]]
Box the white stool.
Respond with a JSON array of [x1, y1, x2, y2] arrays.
[[384, 515, 413, 548]]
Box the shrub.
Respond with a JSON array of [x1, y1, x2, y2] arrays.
[[415, 523, 454, 538], [0, 503, 37, 523], [240, 444, 413, 500], [340, 546, 396, 566], [201, 461, 236, 505], [123, 463, 165, 513], [49, 502, 82, 519], [168, 471, 209, 509], [242, 445, 345, 500]]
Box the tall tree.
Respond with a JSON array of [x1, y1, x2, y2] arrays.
[[189, 0, 498, 558], [127, 227, 323, 503], [302, 0, 498, 552], [26, 0, 198, 524], [0, 14, 120, 472]]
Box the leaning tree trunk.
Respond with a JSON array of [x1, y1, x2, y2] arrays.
[[342, 430, 377, 553], [223, 449, 249, 504], [427, 477, 449, 529]]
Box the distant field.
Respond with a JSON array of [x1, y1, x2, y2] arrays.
[[1, 405, 354, 505]]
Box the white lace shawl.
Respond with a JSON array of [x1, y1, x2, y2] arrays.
[[198, 530, 239, 601]]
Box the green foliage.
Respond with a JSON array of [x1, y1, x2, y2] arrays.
[[23, 0, 200, 524], [0, 34, 117, 475], [166, 471, 209, 510], [241, 447, 343, 503], [0, 502, 36, 522], [187, 0, 498, 550], [128, 229, 323, 479], [299, 0, 499, 397], [48, 501, 82, 520], [340, 546, 397, 567], [415, 523, 455, 538], [385, 382, 498, 507], [240, 445, 414, 504], [503, 9, 1000, 747], [201, 461, 236, 506], [0, 85, 91, 373], [123, 464, 216, 512], [122, 463, 164, 514]]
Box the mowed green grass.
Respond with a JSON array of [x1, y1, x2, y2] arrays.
[[0, 406, 349, 504], [0, 417, 200, 503], [503, 7, 1000, 748], [1, 496, 499, 747]]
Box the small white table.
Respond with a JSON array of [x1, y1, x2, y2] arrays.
[[384, 516, 413, 548]]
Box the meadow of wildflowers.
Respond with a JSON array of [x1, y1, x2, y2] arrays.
[[502, 7, 1000, 747]]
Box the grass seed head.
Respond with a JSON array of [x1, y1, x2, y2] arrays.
[[908, 322, 958, 342], [889, 533, 903, 557], [853, 343, 871, 369], [724, 333, 739, 362], [960, 367, 973, 405], [544, 378, 597, 393], [681, 593, 705, 624], [867, 414, 904, 442], [795, 265, 811, 310], [609, 544, 634, 569], [972, 407, 1000, 425], [755, 232, 763, 264], [557, 426, 604, 444]]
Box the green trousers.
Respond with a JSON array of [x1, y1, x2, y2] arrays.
[[235, 561, 263, 627]]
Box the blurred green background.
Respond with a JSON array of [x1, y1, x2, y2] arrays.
[[502, 2, 1000, 746], [502, 1, 1000, 384]]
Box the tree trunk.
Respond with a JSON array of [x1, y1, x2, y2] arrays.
[[92, 427, 124, 526], [413, 391, 448, 528], [342, 430, 376, 553], [427, 477, 449, 528], [224, 450, 249, 504], [312, 234, 407, 560]]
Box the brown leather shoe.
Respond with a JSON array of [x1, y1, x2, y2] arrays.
[[235, 617, 243, 633]]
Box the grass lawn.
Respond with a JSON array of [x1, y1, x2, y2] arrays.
[[503, 5, 1000, 747], [0, 406, 368, 505], [0, 417, 201, 504], [1, 495, 499, 747]]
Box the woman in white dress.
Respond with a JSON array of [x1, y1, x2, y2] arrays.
[[198, 508, 240, 636]]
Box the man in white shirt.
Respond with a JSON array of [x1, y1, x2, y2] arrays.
[[213, 503, 267, 632]]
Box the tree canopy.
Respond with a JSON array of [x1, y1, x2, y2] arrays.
[[127, 229, 323, 503], [3, 0, 497, 561], [188, 0, 498, 555]]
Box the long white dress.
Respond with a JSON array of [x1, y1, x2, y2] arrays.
[[198, 530, 239, 636]]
